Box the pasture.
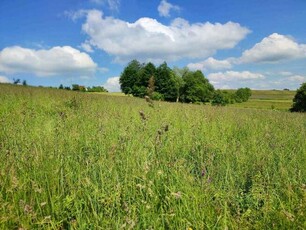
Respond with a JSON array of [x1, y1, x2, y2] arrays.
[[229, 90, 295, 111], [0, 84, 305, 229]]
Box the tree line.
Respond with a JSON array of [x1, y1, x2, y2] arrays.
[[119, 60, 252, 105], [58, 84, 108, 93]]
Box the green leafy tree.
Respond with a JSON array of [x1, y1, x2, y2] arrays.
[[155, 62, 178, 101], [71, 85, 86, 92], [59, 84, 64, 89], [87, 86, 108, 93], [173, 67, 188, 102], [139, 62, 156, 88], [212, 90, 231, 106], [181, 70, 214, 103], [234, 88, 252, 102], [290, 82, 306, 112], [119, 60, 142, 95]]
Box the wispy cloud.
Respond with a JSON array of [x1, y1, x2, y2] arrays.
[[158, 0, 180, 17], [90, 0, 120, 11]]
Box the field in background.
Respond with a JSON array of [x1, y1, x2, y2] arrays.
[[0, 84, 305, 229], [226, 90, 295, 110], [103, 89, 296, 111]]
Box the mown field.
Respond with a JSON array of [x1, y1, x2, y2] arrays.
[[0, 84, 306, 229], [229, 90, 296, 111]]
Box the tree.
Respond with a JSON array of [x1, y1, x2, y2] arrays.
[[173, 67, 188, 102], [155, 62, 178, 101], [290, 82, 306, 112], [22, 80, 27, 86], [211, 90, 231, 106], [181, 70, 214, 103], [119, 60, 142, 95], [13, 78, 20, 85], [87, 86, 108, 93], [59, 84, 64, 89], [234, 88, 252, 103]]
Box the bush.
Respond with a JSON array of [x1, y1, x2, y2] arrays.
[[211, 90, 230, 106], [151, 92, 164, 101], [234, 88, 252, 103], [290, 82, 306, 112]]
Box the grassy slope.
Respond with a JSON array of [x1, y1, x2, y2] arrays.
[[228, 90, 296, 111], [0, 84, 305, 229]]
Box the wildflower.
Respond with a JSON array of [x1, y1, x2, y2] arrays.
[[171, 191, 182, 199]]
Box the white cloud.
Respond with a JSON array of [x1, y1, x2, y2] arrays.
[[279, 71, 293, 76], [65, 9, 88, 22], [81, 41, 94, 53], [102, 76, 120, 92], [287, 75, 306, 83], [0, 76, 11, 83], [90, 0, 120, 11], [81, 10, 250, 62], [0, 46, 97, 76], [208, 71, 265, 81], [158, 0, 180, 17], [188, 57, 233, 71], [240, 33, 306, 63], [207, 71, 265, 89]]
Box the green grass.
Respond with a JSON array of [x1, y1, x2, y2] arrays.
[[1, 84, 306, 229], [228, 90, 296, 111]]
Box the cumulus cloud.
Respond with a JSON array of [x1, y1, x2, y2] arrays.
[[187, 57, 233, 71], [240, 33, 306, 63], [187, 33, 306, 73], [81, 10, 250, 62], [158, 0, 180, 17], [0, 46, 97, 76], [0, 76, 11, 83], [102, 76, 120, 92], [208, 71, 265, 81]]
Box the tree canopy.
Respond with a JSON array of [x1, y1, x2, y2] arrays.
[[290, 82, 306, 112], [119, 60, 215, 103], [119, 59, 252, 106]]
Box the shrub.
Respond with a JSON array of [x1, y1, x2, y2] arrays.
[[151, 92, 164, 101], [290, 82, 306, 112]]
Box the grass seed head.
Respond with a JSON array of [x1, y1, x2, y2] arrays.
[[139, 110, 147, 120]]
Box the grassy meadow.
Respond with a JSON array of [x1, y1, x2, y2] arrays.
[[229, 90, 295, 111], [0, 84, 306, 229]]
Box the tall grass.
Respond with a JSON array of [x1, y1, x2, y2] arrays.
[[0, 84, 305, 229]]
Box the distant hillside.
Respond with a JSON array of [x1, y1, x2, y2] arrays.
[[227, 89, 295, 110]]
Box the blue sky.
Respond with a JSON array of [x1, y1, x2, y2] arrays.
[[1, 0, 306, 91]]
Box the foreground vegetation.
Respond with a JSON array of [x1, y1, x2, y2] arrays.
[[0, 84, 306, 229]]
